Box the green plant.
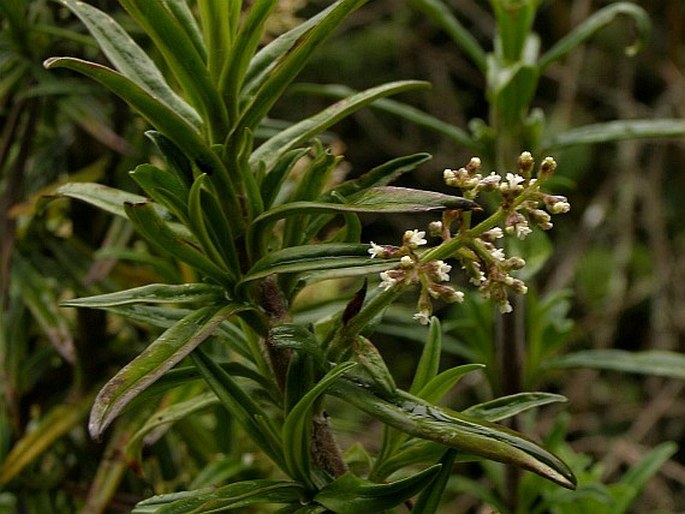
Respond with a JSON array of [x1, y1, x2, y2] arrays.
[[11, 0, 588, 511]]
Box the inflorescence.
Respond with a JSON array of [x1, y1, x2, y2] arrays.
[[369, 152, 570, 322]]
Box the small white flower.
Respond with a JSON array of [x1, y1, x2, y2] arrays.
[[515, 223, 533, 240], [400, 255, 414, 268], [550, 200, 571, 214], [368, 241, 385, 258], [490, 247, 506, 261], [413, 311, 431, 325], [433, 260, 452, 282], [404, 229, 427, 248], [467, 157, 482, 171], [479, 172, 501, 190], [506, 172, 526, 189], [428, 220, 443, 237], [482, 227, 504, 241], [443, 168, 459, 186], [499, 300, 513, 314], [379, 271, 397, 291]]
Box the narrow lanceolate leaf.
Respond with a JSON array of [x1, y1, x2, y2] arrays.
[[126, 392, 219, 464], [409, 317, 442, 395], [132, 479, 307, 514], [412, 449, 458, 514], [330, 153, 433, 198], [124, 201, 234, 286], [237, 0, 368, 132], [416, 364, 486, 404], [295, 83, 482, 152], [129, 163, 190, 224], [49, 182, 154, 220], [282, 362, 355, 489], [541, 119, 685, 152], [248, 188, 478, 256], [220, 0, 279, 119], [89, 304, 243, 440], [408, 0, 486, 71], [43, 57, 226, 178], [61, 283, 225, 309], [539, 2, 651, 70], [250, 80, 430, 172], [117, 0, 227, 140], [546, 349, 685, 380], [57, 0, 201, 128], [190, 347, 285, 470], [0, 395, 92, 485], [329, 379, 577, 489], [461, 392, 567, 422], [314, 465, 441, 514], [244, 243, 371, 278]]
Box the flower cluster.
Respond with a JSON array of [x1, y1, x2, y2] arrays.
[[443, 152, 570, 313], [369, 229, 464, 324], [368, 152, 570, 320]]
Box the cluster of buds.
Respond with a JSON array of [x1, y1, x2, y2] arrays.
[[369, 229, 464, 324], [369, 152, 571, 320]]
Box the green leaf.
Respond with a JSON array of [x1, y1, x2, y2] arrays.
[[220, 0, 279, 121], [271, 324, 325, 364], [190, 347, 285, 469], [248, 187, 477, 258], [61, 283, 225, 308], [145, 131, 194, 186], [409, 317, 442, 395], [250, 80, 430, 172], [330, 153, 433, 198], [539, 2, 651, 70], [0, 395, 92, 485], [43, 57, 228, 179], [372, 440, 447, 481], [352, 336, 396, 399], [461, 392, 567, 422], [164, 0, 207, 64], [187, 174, 231, 271], [330, 379, 576, 489], [416, 363, 486, 404], [246, 243, 371, 276], [282, 362, 355, 488], [132, 479, 307, 514], [546, 349, 685, 380], [196, 0, 230, 83], [126, 392, 219, 465], [49, 182, 153, 219], [408, 0, 486, 71], [117, 0, 227, 140], [237, 0, 368, 132], [541, 119, 685, 152], [261, 148, 309, 209], [412, 449, 458, 514], [130, 164, 190, 224], [314, 465, 441, 514], [239, 244, 398, 297], [89, 304, 242, 439], [56, 0, 201, 128], [124, 201, 234, 286], [610, 442, 676, 514]]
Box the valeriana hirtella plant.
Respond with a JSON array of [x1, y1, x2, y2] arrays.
[[37, 0, 578, 511]]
